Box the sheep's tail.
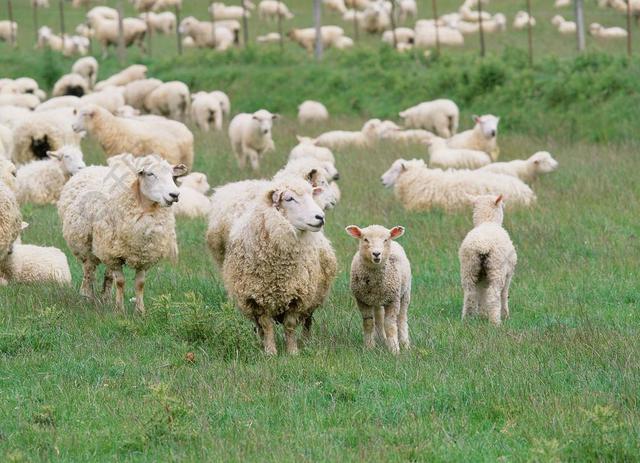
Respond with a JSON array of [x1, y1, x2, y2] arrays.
[[476, 251, 490, 281]]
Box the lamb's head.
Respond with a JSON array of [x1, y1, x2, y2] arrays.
[[178, 172, 210, 194], [47, 145, 86, 176], [135, 155, 188, 207], [178, 17, 198, 35], [0, 158, 17, 192], [473, 114, 500, 139], [362, 119, 382, 137], [72, 104, 105, 133], [252, 109, 278, 136], [346, 224, 405, 266], [266, 178, 325, 232], [380, 158, 425, 188], [528, 151, 558, 175], [468, 194, 505, 226]]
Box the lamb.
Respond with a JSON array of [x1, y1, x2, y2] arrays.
[[178, 17, 235, 50], [222, 177, 336, 355], [551, 15, 576, 34], [92, 17, 147, 58], [0, 182, 22, 277], [399, 99, 459, 138], [123, 78, 163, 110], [414, 25, 464, 48], [312, 119, 380, 150], [144, 81, 190, 121], [513, 11, 535, 30], [380, 158, 536, 211], [447, 114, 500, 160], [0, 93, 40, 110], [72, 104, 194, 169], [16, 145, 86, 205], [172, 172, 211, 219], [95, 64, 147, 91], [427, 136, 491, 170], [58, 154, 187, 312], [333, 36, 354, 49], [140, 11, 177, 34], [478, 151, 558, 184], [209, 3, 250, 20], [228, 109, 277, 170], [191, 92, 224, 131], [0, 21, 18, 44], [71, 56, 99, 89], [589, 22, 628, 39], [459, 194, 517, 325], [298, 100, 329, 124], [259, 0, 294, 20], [346, 225, 411, 354], [52, 73, 91, 97]]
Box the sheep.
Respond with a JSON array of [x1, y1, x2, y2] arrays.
[[551, 15, 576, 34], [379, 128, 434, 145], [71, 56, 99, 89], [221, 177, 336, 355], [86, 6, 119, 23], [0, 106, 31, 129], [72, 104, 194, 169], [459, 5, 492, 22], [0, 93, 40, 110], [0, 182, 22, 276], [257, 32, 282, 43], [589, 23, 628, 39], [144, 81, 190, 121], [0, 21, 18, 44], [37, 26, 89, 56], [427, 136, 492, 170], [81, 87, 127, 114], [123, 78, 162, 110], [58, 154, 187, 312], [209, 2, 250, 20], [16, 145, 86, 205], [210, 91, 231, 117], [359, 1, 391, 34], [333, 36, 355, 49], [3, 78, 45, 100], [33, 0, 50, 7], [346, 224, 411, 354], [288, 136, 340, 200], [287, 26, 345, 53], [0, 158, 17, 192], [171, 172, 211, 219], [151, 0, 182, 11], [312, 119, 380, 150], [456, 14, 507, 34], [140, 11, 177, 34], [95, 64, 147, 91], [92, 17, 148, 58], [52, 73, 91, 98], [478, 151, 558, 184], [228, 110, 277, 170], [380, 158, 536, 211], [259, 0, 294, 20], [298, 100, 329, 124], [414, 25, 464, 48], [272, 157, 339, 210], [36, 96, 81, 112], [133, 0, 157, 12], [447, 114, 500, 160], [397, 0, 417, 21], [459, 194, 517, 325], [115, 105, 141, 118], [513, 11, 535, 30], [555, 0, 571, 6], [178, 17, 235, 50], [323, 0, 347, 14], [191, 92, 224, 131], [382, 27, 415, 45], [399, 99, 459, 138]]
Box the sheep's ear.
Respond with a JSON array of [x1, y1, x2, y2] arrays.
[[268, 189, 282, 207], [306, 168, 319, 184], [312, 186, 323, 196], [272, 113, 279, 120], [389, 226, 405, 240], [172, 164, 188, 177], [495, 194, 504, 205], [47, 150, 62, 160], [345, 225, 362, 239], [21, 221, 29, 230], [400, 162, 407, 171], [472, 115, 480, 123]]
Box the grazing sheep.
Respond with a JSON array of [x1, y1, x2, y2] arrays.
[[123, 78, 163, 110], [513, 11, 535, 30], [72, 104, 194, 169], [86, 6, 119, 23], [427, 136, 491, 170], [382, 27, 415, 45], [209, 2, 250, 20], [58, 154, 187, 312], [478, 151, 558, 184], [52, 73, 90, 98], [172, 172, 211, 219], [92, 17, 147, 58], [551, 15, 576, 34], [71, 56, 99, 89], [312, 119, 380, 150], [222, 177, 336, 355], [259, 0, 294, 20], [0, 182, 22, 276], [190, 92, 223, 131], [346, 224, 411, 354], [459, 194, 517, 325], [144, 81, 190, 121], [447, 115, 500, 160], [380, 158, 536, 211], [140, 11, 177, 34], [178, 16, 235, 50], [334, 36, 355, 49], [298, 100, 329, 124], [399, 99, 459, 138], [323, 0, 347, 14], [16, 145, 85, 205], [210, 90, 231, 116], [414, 25, 464, 48], [152, 0, 182, 11], [0, 21, 18, 44], [95, 64, 148, 91], [228, 109, 277, 170], [589, 22, 628, 39], [379, 128, 433, 145], [133, 0, 157, 12]]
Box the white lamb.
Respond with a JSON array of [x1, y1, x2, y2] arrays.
[[228, 109, 277, 170], [478, 151, 558, 184], [399, 99, 459, 138], [427, 136, 491, 170], [144, 81, 190, 121], [298, 100, 329, 124], [259, 0, 294, 20], [459, 194, 517, 325], [257, 32, 282, 43], [71, 56, 99, 89], [209, 3, 250, 20], [380, 158, 536, 211], [513, 11, 535, 30], [312, 119, 380, 150], [172, 172, 211, 219], [346, 224, 411, 354], [447, 114, 500, 160], [589, 23, 628, 39], [190, 92, 224, 131], [95, 64, 148, 91], [551, 15, 576, 34]]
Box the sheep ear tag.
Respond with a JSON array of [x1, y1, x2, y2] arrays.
[[390, 226, 405, 240], [345, 226, 362, 239]]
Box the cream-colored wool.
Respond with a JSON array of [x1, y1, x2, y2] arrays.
[[298, 100, 329, 124], [0, 125, 13, 160], [478, 151, 558, 184], [0, 158, 17, 193], [92, 17, 147, 58], [52, 73, 90, 97], [399, 99, 459, 138], [447, 114, 500, 160], [0, 106, 30, 129], [382, 27, 415, 45], [287, 26, 345, 53], [95, 65, 148, 91], [123, 78, 162, 110], [459, 194, 516, 325], [81, 87, 126, 114], [36, 96, 81, 112], [0, 20, 17, 43], [513, 11, 535, 30], [414, 25, 464, 48], [139, 11, 176, 34], [312, 119, 380, 150], [288, 137, 341, 201], [144, 81, 190, 121], [0, 93, 40, 109], [379, 128, 433, 145], [209, 2, 250, 20], [3, 242, 71, 285], [0, 182, 22, 273], [152, 0, 182, 11], [428, 136, 491, 170], [178, 17, 235, 50], [228, 109, 277, 170], [589, 22, 628, 39], [190, 92, 224, 131], [173, 172, 211, 219], [259, 0, 294, 20], [210, 91, 231, 116]]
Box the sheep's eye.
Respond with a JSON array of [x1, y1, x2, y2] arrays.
[[363, 238, 369, 243], [384, 239, 388, 243], [285, 197, 295, 202], [146, 172, 155, 178]]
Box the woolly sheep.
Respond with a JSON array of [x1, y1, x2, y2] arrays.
[[380, 158, 536, 211], [36, 96, 81, 112], [172, 172, 211, 219], [209, 3, 250, 20], [140, 11, 177, 34], [459, 194, 517, 325], [222, 177, 336, 355], [414, 25, 464, 48], [115, 105, 141, 117], [152, 0, 182, 11], [52, 73, 90, 98], [379, 128, 433, 145], [178, 17, 235, 50], [0, 124, 13, 160], [228, 109, 277, 170], [551, 15, 576, 34], [399, 99, 459, 138], [0, 93, 40, 110], [144, 81, 190, 121], [513, 11, 535, 30], [346, 224, 411, 354], [478, 151, 558, 184], [259, 0, 294, 20], [86, 6, 119, 23], [58, 154, 187, 312], [72, 104, 194, 169], [133, 0, 157, 12], [16, 145, 85, 205], [298, 100, 329, 124], [288, 136, 340, 200], [0, 106, 31, 128], [334, 36, 354, 49], [459, 5, 491, 22], [589, 23, 628, 39], [123, 78, 163, 110], [0, 158, 17, 192], [92, 17, 147, 58], [210, 91, 231, 116], [81, 87, 126, 114], [323, 0, 347, 14], [0, 182, 22, 275], [191, 92, 224, 131], [427, 136, 492, 170], [382, 27, 415, 45], [71, 56, 99, 89], [95, 64, 148, 91], [272, 158, 339, 210], [447, 114, 500, 160], [287, 26, 345, 53], [0, 21, 18, 44], [312, 119, 380, 150]]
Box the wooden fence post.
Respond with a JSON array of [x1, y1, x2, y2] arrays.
[[176, 5, 183, 54], [626, 0, 632, 57], [58, 0, 65, 37], [242, 0, 249, 47], [7, 0, 16, 48], [389, 0, 397, 49], [431, 0, 439, 54], [33, 1, 39, 44], [477, 0, 486, 57], [526, 0, 533, 66], [352, 7, 359, 42], [574, 0, 585, 52], [313, 0, 323, 59], [117, 1, 126, 65]]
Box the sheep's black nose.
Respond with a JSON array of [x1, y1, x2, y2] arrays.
[[372, 252, 381, 257], [315, 214, 324, 224], [169, 192, 179, 200], [334, 173, 340, 180], [491, 130, 496, 137]]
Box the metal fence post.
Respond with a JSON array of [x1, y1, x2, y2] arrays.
[[526, 0, 533, 65], [431, 0, 440, 54], [574, 0, 585, 52]]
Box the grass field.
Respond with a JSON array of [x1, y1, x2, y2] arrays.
[[1, 0, 640, 462]]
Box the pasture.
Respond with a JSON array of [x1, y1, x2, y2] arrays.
[[1, 0, 640, 461]]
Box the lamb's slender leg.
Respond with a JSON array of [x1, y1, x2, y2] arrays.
[[461, 282, 478, 321], [374, 306, 386, 344], [112, 267, 126, 313], [283, 312, 299, 355], [134, 270, 146, 315], [233, 143, 245, 168], [485, 284, 502, 326], [383, 306, 400, 355], [80, 260, 96, 299], [101, 269, 113, 298], [501, 274, 513, 321], [398, 293, 411, 350], [357, 301, 375, 349], [257, 314, 277, 355], [244, 146, 260, 171]]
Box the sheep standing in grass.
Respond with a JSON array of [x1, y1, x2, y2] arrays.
[[140, 11, 177, 34], [298, 100, 329, 124], [427, 136, 491, 170], [173, 172, 212, 219], [58, 154, 187, 312], [447, 114, 500, 160], [191, 92, 224, 131], [312, 119, 380, 150], [259, 0, 294, 20], [228, 109, 277, 170], [92, 17, 147, 58], [513, 11, 535, 30], [551, 15, 576, 34], [479, 151, 558, 184], [0, 21, 18, 44], [459, 194, 516, 325], [346, 225, 411, 354], [381, 159, 536, 211], [144, 81, 190, 121], [399, 99, 459, 138], [71, 56, 99, 89], [178, 17, 235, 50]]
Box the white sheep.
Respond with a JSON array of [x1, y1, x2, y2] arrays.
[[399, 99, 459, 138], [81, 87, 126, 114], [382, 27, 415, 45], [190, 92, 224, 131], [551, 15, 576, 34], [210, 90, 231, 116], [140, 11, 177, 34], [95, 64, 147, 91], [323, 0, 347, 14], [0, 106, 31, 129], [447, 114, 500, 160], [513, 11, 535, 30], [288, 136, 340, 200], [287, 26, 345, 53], [555, 0, 571, 6], [92, 17, 147, 58], [228, 109, 277, 170], [16, 145, 85, 205], [379, 128, 433, 145], [346, 224, 411, 354], [36, 96, 81, 112], [123, 78, 163, 110], [459, 194, 517, 325], [144, 81, 190, 121], [259, 0, 294, 20], [257, 32, 282, 43], [178, 16, 235, 50], [0, 157, 17, 192], [427, 136, 491, 170], [312, 119, 380, 150], [86, 6, 119, 23], [298, 100, 329, 124], [0, 21, 17, 44], [397, 0, 417, 21], [380, 158, 536, 211], [58, 154, 187, 312], [459, 5, 492, 22], [152, 0, 182, 11], [0, 124, 13, 160], [71, 56, 99, 89], [172, 172, 211, 219], [0, 182, 22, 278], [209, 2, 250, 20], [333, 36, 355, 49], [52, 73, 90, 98], [414, 25, 464, 48], [478, 151, 558, 184], [0, 93, 40, 110], [114, 105, 141, 118], [589, 23, 628, 39]]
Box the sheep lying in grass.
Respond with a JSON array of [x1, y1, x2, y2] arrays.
[[178, 17, 235, 50], [381, 158, 536, 211], [58, 154, 187, 312], [191, 92, 224, 131], [144, 81, 190, 121], [298, 100, 329, 124], [551, 15, 576, 34], [346, 224, 411, 354], [589, 22, 628, 39], [479, 151, 558, 184], [172, 172, 211, 219], [95, 64, 147, 91], [71, 56, 99, 89], [312, 119, 380, 150], [16, 145, 85, 205], [228, 109, 277, 170], [222, 177, 336, 355], [0, 182, 22, 279], [447, 114, 500, 160], [427, 136, 491, 170], [287, 26, 345, 53], [459, 194, 516, 325], [399, 99, 459, 138]]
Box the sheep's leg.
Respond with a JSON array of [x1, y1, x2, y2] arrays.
[[233, 143, 246, 168], [257, 314, 277, 355], [302, 314, 313, 341], [357, 301, 375, 349], [398, 294, 411, 350], [80, 260, 96, 299], [461, 282, 478, 321], [374, 306, 386, 344], [485, 284, 502, 326], [244, 146, 260, 171], [383, 306, 400, 355], [101, 269, 113, 298], [283, 312, 299, 355], [112, 267, 126, 313], [134, 270, 146, 315], [501, 274, 512, 321]]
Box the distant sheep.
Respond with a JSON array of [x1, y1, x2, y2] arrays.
[[399, 99, 459, 138], [551, 15, 576, 34], [144, 81, 190, 121], [589, 23, 628, 39], [228, 109, 277, 170], [0, 21, 18, 44], [0, 183, 22, 277], [298, 100, 329, 124], [259, 0, 294, 20], [95, 64, 147, 91], [513, 11, 535, 30], [71, 56, 99, 89], [312, 119, 380, 150], [140, 11, 177, 34], [172, 172, 212, 219], [190, 92, 224, 131], [178, 16, 235, 50], [478, 151, 558, 184], [52, 73, 90, 98]]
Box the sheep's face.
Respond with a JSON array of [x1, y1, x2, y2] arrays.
[[346, 224, 405, 266], [530, 151, 559, 174], [322, 162, 340, 181], [72, 107, 95, 132], [305, 168, 337, 210], [474, 115, 500, 139], [178, 172, 210, 194], [138, 160, 187, 207], [48, 145, 86, 175], [252, 110, 277, 136], [269, 182, 325, 232], [380, 159, 406, 188], [468, 194, 504, 226]]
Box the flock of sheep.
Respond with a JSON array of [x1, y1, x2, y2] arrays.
[[0, 43, 563, 354]]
